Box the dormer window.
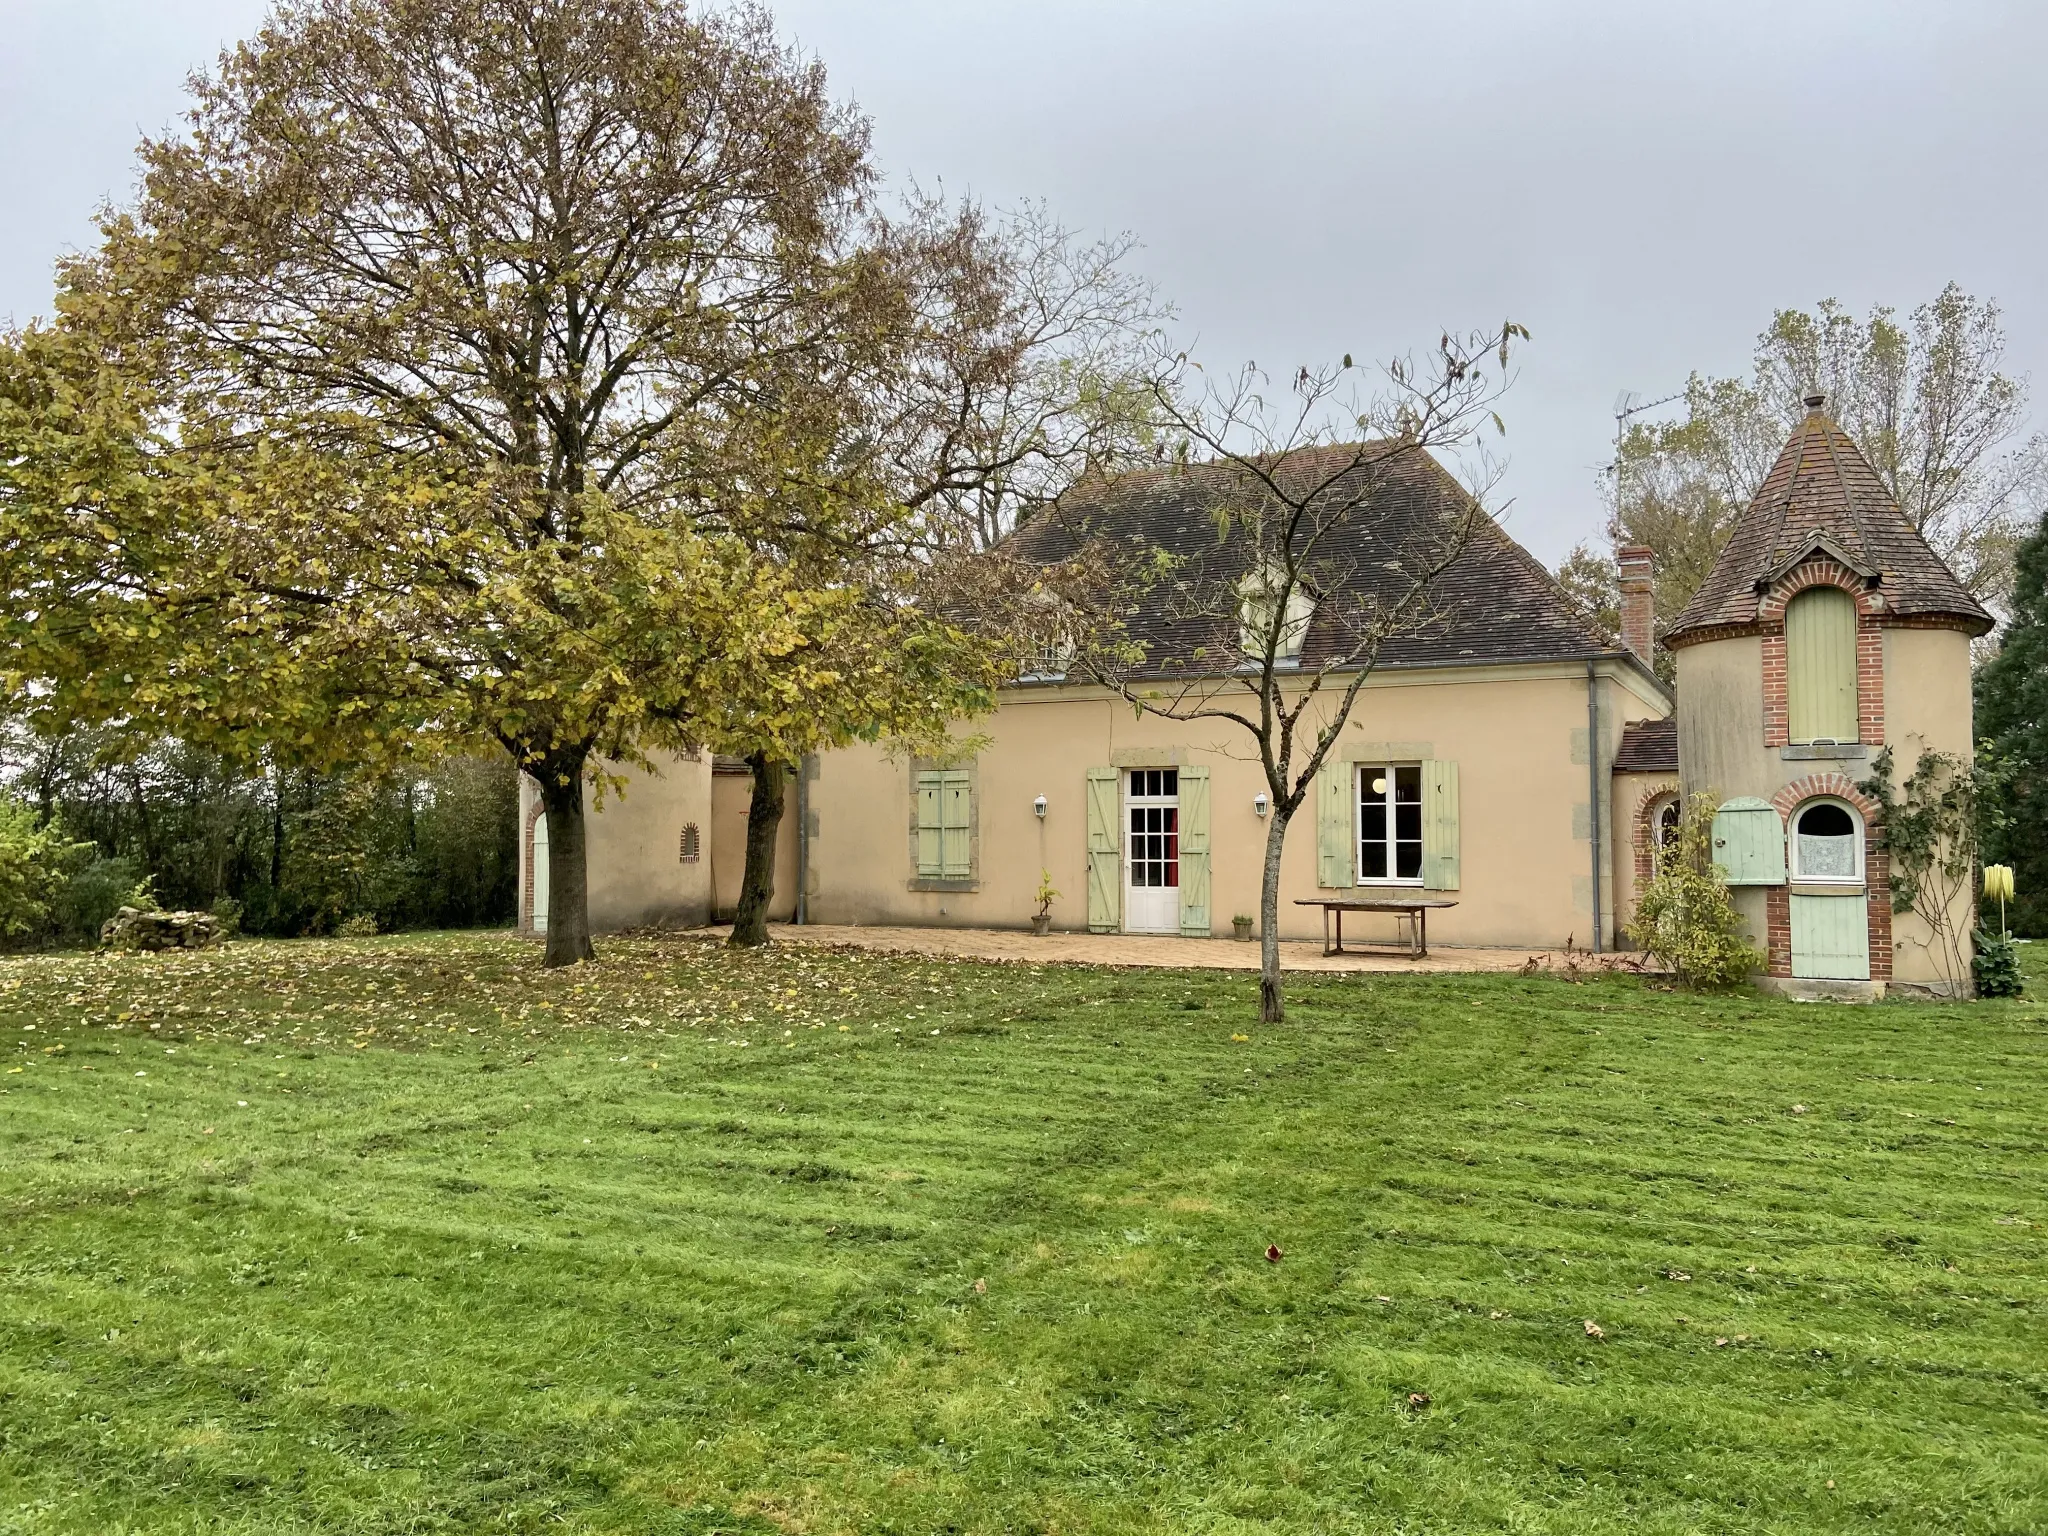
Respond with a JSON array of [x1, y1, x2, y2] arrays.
[[1784, 585, 1858, 744], [1019, 590, 1077, 681], [1239, 563, 1314, 662]]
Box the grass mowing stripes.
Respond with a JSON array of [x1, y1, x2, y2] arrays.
[[0, 932, 2043, 1533]]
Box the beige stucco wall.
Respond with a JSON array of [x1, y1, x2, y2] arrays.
[[801, 659, 1667, 950], [521, 753, 721, 935], [1674, 622, 1977, 988], [709, 767, 798, 922]]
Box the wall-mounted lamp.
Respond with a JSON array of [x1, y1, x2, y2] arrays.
[[1253, 791, 1269, 818], [1033, 794, 1048, 818]]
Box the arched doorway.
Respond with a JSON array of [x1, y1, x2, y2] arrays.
[[1788, 798, 1865, 979]]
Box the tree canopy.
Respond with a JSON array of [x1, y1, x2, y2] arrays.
[[1561, 285, 2043, 660], [1976, 505, 2048, 936], [2, 0, 1163, 964]]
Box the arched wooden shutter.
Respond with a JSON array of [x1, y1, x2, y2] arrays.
[[1785, 587, 1859, 744], [1710, 796, 1785, 885]]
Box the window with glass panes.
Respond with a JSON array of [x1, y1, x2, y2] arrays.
[[1126, 768, 1179, 888], [1357, 764, 1423, 883]]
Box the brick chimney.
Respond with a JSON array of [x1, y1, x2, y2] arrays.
[[1617, 545, 1655, 664]]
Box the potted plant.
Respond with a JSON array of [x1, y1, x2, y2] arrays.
[[1032, 870, 1059, 936], [1232, 913, 1255, 942]]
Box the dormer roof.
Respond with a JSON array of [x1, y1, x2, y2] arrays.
[[1664, 395, 1993, 644]]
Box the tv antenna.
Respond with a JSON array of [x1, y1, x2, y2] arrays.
[[1609, 388, 1686, 475]]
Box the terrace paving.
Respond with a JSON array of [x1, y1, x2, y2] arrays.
[[708, 922, 1652, 975]]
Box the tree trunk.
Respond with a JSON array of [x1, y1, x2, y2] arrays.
[[537, 752, 596, 967], [729, 752, 787, 948], [269, 761, 285, 893], [1259, 807, 1291, 1024]]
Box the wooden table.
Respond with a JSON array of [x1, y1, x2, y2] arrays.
[[1295, 897, 1459, 958]]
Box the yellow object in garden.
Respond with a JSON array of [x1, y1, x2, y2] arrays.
[[1984, 865, 2015, 905]]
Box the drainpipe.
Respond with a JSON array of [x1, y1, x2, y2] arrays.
[[1586, 659, 1604, 954], [794, 753, 812, 926]]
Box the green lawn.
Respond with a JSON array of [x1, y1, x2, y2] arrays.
[[1, 935, 2043, 1535]]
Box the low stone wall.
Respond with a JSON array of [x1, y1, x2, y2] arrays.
[[100, 907, 223, 952]]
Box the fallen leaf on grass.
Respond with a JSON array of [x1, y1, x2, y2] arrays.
[[1665, 1268, 1691, 1281], [1265, 1244, 1282, 1263], [973, 1277, 987, 1295], [1583, 1320, 1605, 1339], [1406, 1392, 1431, 1410]]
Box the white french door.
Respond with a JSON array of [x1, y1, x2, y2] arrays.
[[1123, 768, 1180, 933]]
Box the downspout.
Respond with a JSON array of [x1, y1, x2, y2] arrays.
[[794, 753, 811, 926], [1585, 659, 1604, 954]]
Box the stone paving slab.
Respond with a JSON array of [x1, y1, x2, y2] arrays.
[[702, 923, 1653, 977]]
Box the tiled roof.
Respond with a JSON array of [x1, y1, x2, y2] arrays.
[[1007, 445, 1615, 676], [1666, 398, 1993, 642], [1612, 717, 1678, 774]]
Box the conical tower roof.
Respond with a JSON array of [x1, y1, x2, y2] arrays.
[[1665, 394, 1992, 643]]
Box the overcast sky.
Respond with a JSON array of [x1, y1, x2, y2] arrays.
[[4, 0, 2043, 563]]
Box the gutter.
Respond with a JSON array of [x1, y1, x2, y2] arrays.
[[1586, 659, 1603, 954]]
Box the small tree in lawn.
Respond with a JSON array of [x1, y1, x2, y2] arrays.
[[1055, 328, 1526, 1023]]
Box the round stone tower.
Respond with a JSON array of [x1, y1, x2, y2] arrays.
[[1663, 392, 1993, 998]]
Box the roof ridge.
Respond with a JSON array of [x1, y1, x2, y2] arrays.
[[1814, 417, 1875, 564]]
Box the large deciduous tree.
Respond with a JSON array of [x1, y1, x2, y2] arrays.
[[1976, 503, 2048, 936], [3, 0, 1162, 964]]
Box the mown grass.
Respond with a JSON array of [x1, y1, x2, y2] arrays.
[[1, 933, 2044, 1535]]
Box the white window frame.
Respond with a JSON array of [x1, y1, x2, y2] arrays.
[[1789, 796, 1863, 884], [1355, 762, 1424, 887]]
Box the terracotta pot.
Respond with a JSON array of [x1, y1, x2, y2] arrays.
[[1233, 917, 1254, 942]]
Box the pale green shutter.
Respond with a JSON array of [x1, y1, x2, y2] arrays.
[[1786, 587, 1859, 744], [1316, 759, 1352, 888], [1710, 797, 1786, 885], [914, 773, 943, 876], [1790, 892, 1870, 980], [1422, 759, 1460, 891], [940, 772, 972, 878], [1085, 767, 1119, 932], [1179, 766, 1211, 936]]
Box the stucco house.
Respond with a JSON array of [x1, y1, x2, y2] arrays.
[[523, 395, 1985, 991]]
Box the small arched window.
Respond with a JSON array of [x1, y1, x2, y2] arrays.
[[1784, 586, 1859, 744], [679, 822, 701, 863], [1790, 799, 1861, 883], [1656, 796, 1681, 851]]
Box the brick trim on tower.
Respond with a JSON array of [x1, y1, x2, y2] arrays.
[[1755, 562, 1887, 747], [1763, 772, 1891, 982]]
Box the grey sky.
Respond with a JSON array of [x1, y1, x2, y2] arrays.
[[5, 0, 2044, 564]]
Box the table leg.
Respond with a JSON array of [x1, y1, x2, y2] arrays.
[[1416, 907, 1427, 959]]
